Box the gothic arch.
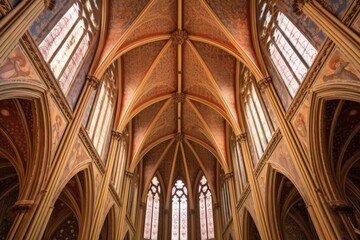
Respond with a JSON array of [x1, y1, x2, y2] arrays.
[[266, 166, 318, 239], [99, 206, 117, 240], [242, 208, 261, 240]]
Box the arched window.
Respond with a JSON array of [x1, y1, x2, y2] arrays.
[[87, 63, 117, 158], [241, 66, 273, 160], [171, 179, 188, 240], [38, 0, 99, 95], [198, 176, 215, 240], [144, 176, 161, 240], [220, 173, 232, 226], [259, 1, 318, 97], [232, 138, 247, 193]]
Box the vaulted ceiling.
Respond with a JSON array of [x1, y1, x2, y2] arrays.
[[93, 0, 264, 200]]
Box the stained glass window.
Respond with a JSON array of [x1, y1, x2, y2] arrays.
[[38, 0, 99, 95], [198, 176, 215, 240], [221, 178, 231, 226], [172, 179, 188, 240], [233, 140, 247, 192], [241, 66, 273, 160], [258, 1, 318, 97], [87, 64, 117, 158], [144, 176, 161, 240]]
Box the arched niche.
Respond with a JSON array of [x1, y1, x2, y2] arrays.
[[267, 168, 318, 239], [99, 206, 116, 240], [243, 209, 261, 240]]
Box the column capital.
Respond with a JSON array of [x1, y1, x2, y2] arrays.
[[224, 172, 234, 180], [11, 200, 34, 213], [140, 202, 146, 208], [257, 77, 272, 91], [86, 75, 100, 90], [111, 131, 124, 141], [329, 200, 353, 214], [293, 0, 312, 15], [125, 171, 134, 179], [236, 133, 247, 143], [171, 30, 188, 45], [44, 0, 56, 10]]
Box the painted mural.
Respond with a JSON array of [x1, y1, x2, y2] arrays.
[[320, 0, 354, 19], [316, 48, 360, 85], [29, 0, 73, 45], [49, 96, 67, 160], [351, 13, 360, 34], [292, 95, 310, 158], [0, 45, 39, 81], [62, 138, 90, 180]]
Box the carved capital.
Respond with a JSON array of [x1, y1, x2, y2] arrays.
[[44, 0, 56, 10], [86, 75, 100, 89], [329, 200, 354, 214], [172, 92, 186, 103], [236, 133, 247, 143], [174, 133, 184, 142], [111, 131, 123, 141], [171, 30, 188, 45], [12, 200, 34, 213], [140, 202, 146, 208], [293, 0, 312, 15], [258, 77, 272, 91], [225, 172, 234, 180], [125, 171, 134, 179]]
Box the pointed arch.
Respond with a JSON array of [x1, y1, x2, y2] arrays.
[[242, 208, 261, 240]]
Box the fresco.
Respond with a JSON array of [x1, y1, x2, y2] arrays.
[[48, 96, 67, 160], [62, 138, 90, 180], [93, 162, 103, 201], [292, 95, 310, 158], [320, 0, 354, 19], [29, 0, 73, 45], [351, 14, 360, 34], [82, 90, 96, 127], [257, 164, 268, 202], [0, 45, 39, 81], [315, 48, 360, 85]]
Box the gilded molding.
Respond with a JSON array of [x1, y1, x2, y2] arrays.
[[236, 184, 250, 210], [224, 172, 234, 180], [171, 30, 188, 45], [20, 33, 73, 121], [79, 127, 105, 173], [236, 133, 247, 143], [111, 131, 123, 141], [0, 0, 11, 13]]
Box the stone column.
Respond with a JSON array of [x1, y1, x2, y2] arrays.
[[224, 172, 242, 240], [236, 133, 272, 240], [116, 171, 133, 239], [162, 209, 169, 239], [190, 209, 196, 240], [90, 131, 124, 239], [213, 203, 223, 240], [135, 202, 146, 240], [12, 75, 99, 240], [0, 0, 55, 62], [293, 0, 360, 67], [258, 77, 350, 239]]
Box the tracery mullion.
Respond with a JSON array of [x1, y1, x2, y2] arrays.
[[86, 80, 104, 131], [98, 94, 114, 154], [93, 85, 110, 146], [248, 89, 268, 149], [235, 143, 246, 191], [245, 99, 264, 156], [268, 37, 301, 85]]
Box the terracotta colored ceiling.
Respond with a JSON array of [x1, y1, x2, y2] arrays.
[[95, 0, 260, 199]]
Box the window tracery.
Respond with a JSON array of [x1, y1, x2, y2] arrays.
[[38, 0, 99, 95], [172, 179, 188, 240], [258, 1, 318, 97], [198, 176, 215, 240], [144, 176, 161, 240]]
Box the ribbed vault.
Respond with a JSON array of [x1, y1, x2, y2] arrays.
[[94, 0, 262, 203]]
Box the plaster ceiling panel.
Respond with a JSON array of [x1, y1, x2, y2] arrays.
[[184, 0, 231, 46], [124, 0, 177, 44], [101, 0, 150, 62], [189, 140, 218, 196], [193, 41, 237, 121], [142, 139, 172, 192], [157, 141, 177, 192], [182, 101, 213, 148], [18, 99, 35, 146], [134, 43, 177, 108], [0, 132, 16, 160], [183, 43, 224, 108], [0, 100, 29, 164], [120, 41, 167, 118], [142, 101, 177, 149], [192, 101, 227, 160], [204, 0, 258, 64], [175, 148, 184, 181], [131, 101, 166, 158]]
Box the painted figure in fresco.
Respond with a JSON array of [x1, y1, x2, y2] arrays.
[[323, 56, 359, 82], [52, 114, 63, 150], [294, 113, 307, 139], [0, 53, 30, 79]]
